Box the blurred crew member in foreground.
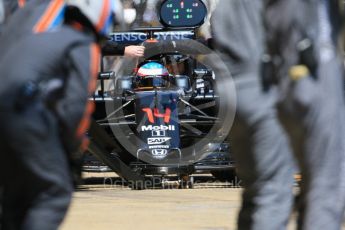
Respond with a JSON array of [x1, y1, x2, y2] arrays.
[[265, 0, 345, 229], [0, 0, 35, 32], [0, 0, 119, 229], [0, 0, 144, 59], [1, 0, 26, 21], [0, 0, 65, 64], [212, 1, 295, 229], [0, 0, 4, 31], [0, 0, 28, 35], [215, 0, 345, 229]]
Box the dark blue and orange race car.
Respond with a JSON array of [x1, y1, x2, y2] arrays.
[[85, 0, 236, 189]]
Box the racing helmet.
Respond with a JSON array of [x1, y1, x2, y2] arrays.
[[65, 0, 120, 36], [136, 62, 170, 88]]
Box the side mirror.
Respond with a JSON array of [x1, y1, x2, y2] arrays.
[[98, 71, 115, 80]]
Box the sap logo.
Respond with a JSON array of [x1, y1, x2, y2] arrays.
[[148, 137, 171, 145], [152, 149, 168, 157], [141, 125, 175, 132]]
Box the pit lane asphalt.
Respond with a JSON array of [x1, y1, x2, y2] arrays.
[[60, 173, 343, 230]]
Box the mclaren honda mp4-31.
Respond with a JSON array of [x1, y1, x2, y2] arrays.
[[85, 0, 237, 188]]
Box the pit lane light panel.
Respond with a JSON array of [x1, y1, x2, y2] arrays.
[[159, 0, 207, 28]]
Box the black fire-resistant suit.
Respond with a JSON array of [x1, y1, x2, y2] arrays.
[[265, 0, 345, 229], [2, 0, 24, 16], [0, 0, 4, 28], [214, 0, 345, 229], [0, 0, 37, 32], [0, 1, 100, 229], [212, 1, 295, 229], [0, 0, 64, 57]]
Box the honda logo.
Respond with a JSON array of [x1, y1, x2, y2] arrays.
[[152, 149, 168, 157]]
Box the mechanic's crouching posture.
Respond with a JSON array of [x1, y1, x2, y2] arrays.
[[212, 1, 295, 229], [0, 0, 118, 229]]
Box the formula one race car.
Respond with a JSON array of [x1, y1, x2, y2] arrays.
[[85, 0, 237, 188]]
